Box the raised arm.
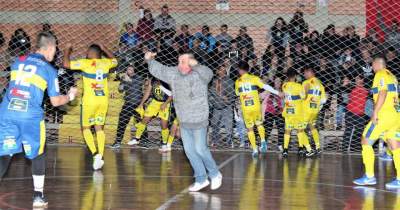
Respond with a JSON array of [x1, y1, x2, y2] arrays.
[[191, 58, 213, 84], [145, 52, 176, 84], [99, 44, 115, 59], [63, 43, 73, 69]]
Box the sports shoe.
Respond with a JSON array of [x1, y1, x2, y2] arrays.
[[252, 149, 259, 158], [239, 143, 245, 148], [32, 191, 48, 208], [210, 173, 223, 190], [278, 145, 283, 152], [353, 175, 377, 186], [385, 179, 400, 189], [260, 141, 268, 153], [166, 144, 172, 152], [379, 153, 393, 161], [109, 142, 121, 149], [188, 180, 210, 192], [127, 138, 139, 146], [305, 150, 315, 158], [93, 154, 104, 170], [159, 145, 168, 153], [315, 148, 322, 155], [298, 148, 305, 157], [282, 149, 288, 158]]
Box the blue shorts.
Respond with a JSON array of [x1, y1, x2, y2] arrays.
[[0, 118, 46, 159]]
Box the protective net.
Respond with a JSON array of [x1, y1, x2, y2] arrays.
[[0, 0, 399, 154]]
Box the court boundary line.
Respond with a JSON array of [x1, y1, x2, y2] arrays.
[[155, 153, 241, 210]]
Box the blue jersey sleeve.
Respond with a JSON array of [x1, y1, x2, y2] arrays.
[[46, 66, 60, 97]]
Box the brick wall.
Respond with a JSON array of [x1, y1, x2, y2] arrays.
[[0, 0, 118, 12]]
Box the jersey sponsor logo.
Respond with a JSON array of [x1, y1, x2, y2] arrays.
[[8, 98, 29, 112], [91, 83, 104, 89], [3, 136, 17, 151], [10, 88, 31, 99], [91, 61, 96, 67]]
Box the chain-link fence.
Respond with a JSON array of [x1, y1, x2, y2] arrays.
[[0, 0, 399, 153]]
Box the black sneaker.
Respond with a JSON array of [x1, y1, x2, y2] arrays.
[[33, 191, 48, 208], [282, 149, 288, 158], [298, 148, 305, 157], [110, 142, 121, 149], [305, 150, 315, 158], [315, 148, 322, 155]]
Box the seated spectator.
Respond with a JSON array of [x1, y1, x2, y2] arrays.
[[8, 28, 31, 56], [343, 75, 368, 152], [188, 38, 208, 65], [386, 47, 400, 78], [267, 17, 289, 62], [174, 24, 192, 54], [136, 9, 154, 41], [215, 24, 233, 54], [189, 25, 216, 53], [338, 47, 356, 66], [154, 4, 176, 40], [235, 26, 254, 54], [120, 23, 141, 49], [288, 11, 308, 47]]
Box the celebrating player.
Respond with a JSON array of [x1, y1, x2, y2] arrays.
[[235, 61, 281, 157], [128, 78, 172, 152], [63, 43, 118, 170], [281, 68, 314, 158], [353, 56, 400, 189], [0, 32, 77, 208], [302, 65, 326, 155]]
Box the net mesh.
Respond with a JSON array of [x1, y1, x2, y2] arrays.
[[0, 0, 399, 154]]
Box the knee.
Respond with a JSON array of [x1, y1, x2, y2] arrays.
[[31, 154, 46, 175]]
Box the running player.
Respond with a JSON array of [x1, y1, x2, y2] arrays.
[[0, 32, 77, 208], [235, 61, 281, 157], [63, 43, 118, 170], [302, 65, 326, 155], [128, 78, 172, 151], [281, 68, 314, 158], [353, 56, 400, 189]]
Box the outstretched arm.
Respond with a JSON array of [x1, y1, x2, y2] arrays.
[[63, 43, 73, 69]]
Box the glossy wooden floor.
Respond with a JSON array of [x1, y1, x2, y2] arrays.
[[0, 146, 400, 210]]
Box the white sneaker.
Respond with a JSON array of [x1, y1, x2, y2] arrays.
[[210, 173, 223, 190], [239, 143, 245, 148], [93, 154, 104, 170], [166, 144, 172, 152], [188, 180, 210, 192], [158, 145, 168, 153], [127, 139, 139, 145]]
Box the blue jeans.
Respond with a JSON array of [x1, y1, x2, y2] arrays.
[[236, 119, 247, 145], [336, 105, 345, 126], [180, 126, 220, 183]]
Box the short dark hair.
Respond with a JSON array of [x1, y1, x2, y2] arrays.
[[36, 32, 56, 49], [221, 24, 228, 29], [303, 65, 314, 73], [373, 54, 387, 65], [286, 68, 297, 79], [202, 25, 210, 31], [238, 60, 249, 71], [88, 44, 102, 56]]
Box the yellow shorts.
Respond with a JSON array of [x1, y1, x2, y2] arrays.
[[173, 118, 179, 126], [304, 112, 318, 126], [144, 99, 171, 121], [284, 116, 306, 130], [243, 109, 263, 128], [81, 103, 108, 127], [362, 116, 398, 141]]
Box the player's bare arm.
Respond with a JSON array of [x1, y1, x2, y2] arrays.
[[371, 90, 387, 125]]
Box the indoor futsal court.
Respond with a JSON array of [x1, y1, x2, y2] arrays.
[[1, 146, 399, 209]]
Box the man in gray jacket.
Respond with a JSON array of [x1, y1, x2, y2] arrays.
[[144, 52, 222, 192]]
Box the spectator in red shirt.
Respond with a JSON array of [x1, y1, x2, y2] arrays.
[[343, 75, 369, 152], [136, 9, 154, 41]]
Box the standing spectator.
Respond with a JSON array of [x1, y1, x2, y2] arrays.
[[261, 76, 284, 151], [189, 38, 208, 65], [306, 30, 322, 58], [386, 47, 400, 79], [120, 23, 141, 49], [215, 24, 233, 54], [355, 48, 374, 87], [175, 24, 192, 53], [343, 75, 368, 152], [207, 41, 225, 71], [235, 26, 254, 54], [189, 25, 216, 53], [321, 24, 340, 61], [136, 9, 154, 41], [343, 25, 360, 51], [111, 65, 147, 148], [288, 11, 308, 49], [336, 75, 352, 130], [377, 7, 400, 53], [154, 4, 176, 42], [8, 28, 31, 56], [209, 65, 235, 147], [267, 17, 289, 67]]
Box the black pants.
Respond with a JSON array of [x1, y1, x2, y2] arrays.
[[264, 113, 285, 147], [342, 111, 368, 152], [116, 101, 141, 143], [0, 153, 45, 180]]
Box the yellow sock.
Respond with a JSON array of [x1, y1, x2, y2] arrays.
[[392, 149, 400, 180], [161, 128, 169, 144], [297, 132, 304, 147], [311, 129, 320, 149], [135, 122, 146, 139], [257, 125, 266, 142], [300, 132, 312, 152], [167, 135, 174, 145], [96, 130, 105, 156], [248, 130, 257, 150], [362, 145, 375, 178], [284, 134, 290, 149], [83, 129, 97, 155]]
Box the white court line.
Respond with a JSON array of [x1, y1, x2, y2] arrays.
[[156, 153, 241, 210]]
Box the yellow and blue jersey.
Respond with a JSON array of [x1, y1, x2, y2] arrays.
[[70, 58, 118, 105], [235, 73, 264, 112], [302, 77, 326, 113], [282, 81, 304, 118], [371, 69, 399, 115], [0, 53, 60, 119]]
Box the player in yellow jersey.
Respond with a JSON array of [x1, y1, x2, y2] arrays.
[[281, 68, 314, 158], [235, 61, 281, 157], [63, 43, 118, 170], [302, 66, 326, 155], [353, 56, 400, 189], [127, 78, 172, 152]]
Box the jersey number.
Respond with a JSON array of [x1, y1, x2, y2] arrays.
[[16, 64, 37, 87], [95, 70, 104, 81], [241, 83, 252, 93]]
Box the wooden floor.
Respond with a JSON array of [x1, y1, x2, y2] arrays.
[[0, 146, 399, 210]]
